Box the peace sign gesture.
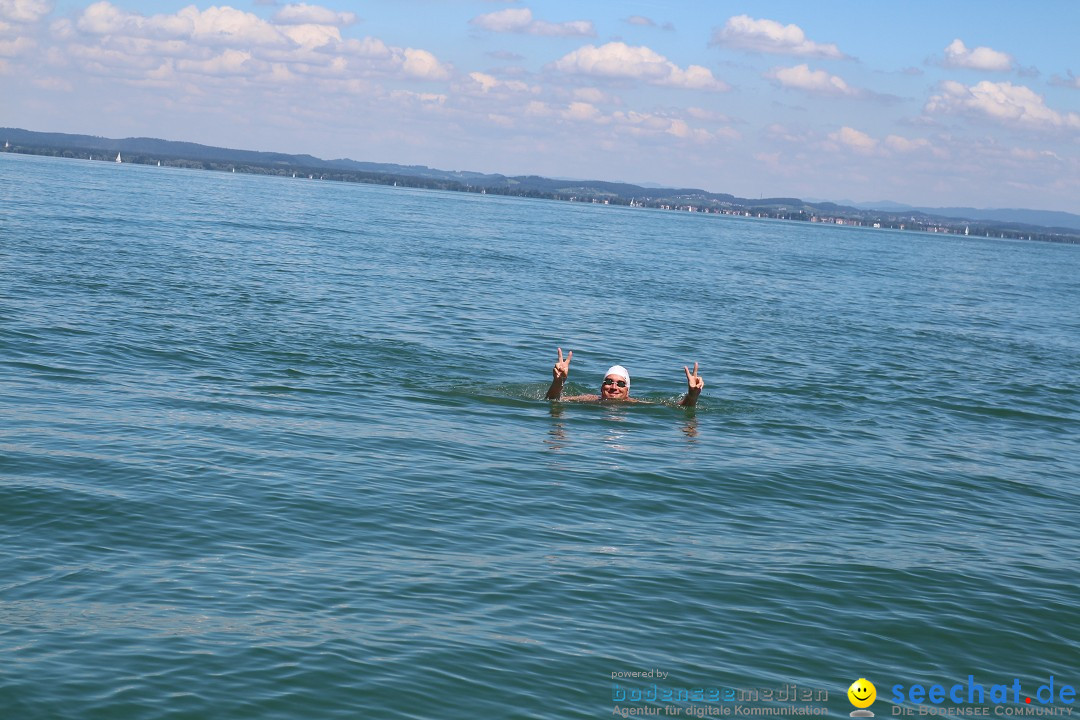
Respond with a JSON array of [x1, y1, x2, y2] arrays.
[[552, 347, 572, 382], [680, 362, 704, 407], [546, 347, 573, 399]]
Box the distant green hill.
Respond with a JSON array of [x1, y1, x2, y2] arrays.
[[0, 127, 325, 166], [0, 127, 767, 205], [3, 127, 1078, 242], [864, 204, 1080, 232]]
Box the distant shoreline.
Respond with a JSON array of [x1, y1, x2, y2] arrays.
[[4, 129, 1079, 245]]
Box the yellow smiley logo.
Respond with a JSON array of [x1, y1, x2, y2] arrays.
[[848, 678, 877, 709]]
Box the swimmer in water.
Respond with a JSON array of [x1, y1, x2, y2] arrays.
[[544, 347, 704, 407]]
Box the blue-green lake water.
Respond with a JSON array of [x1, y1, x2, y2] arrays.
[[2, 152, 1078, 719]]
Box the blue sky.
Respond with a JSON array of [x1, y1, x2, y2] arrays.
[[3, 1, 1079, 212]]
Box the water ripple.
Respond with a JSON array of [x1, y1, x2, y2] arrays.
[[1, 154, 1078, 719]]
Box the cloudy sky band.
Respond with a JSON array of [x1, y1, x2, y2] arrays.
[[1, 1, 1077, 211]]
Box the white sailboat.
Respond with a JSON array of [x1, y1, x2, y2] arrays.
[[115, 152, 122, 163]]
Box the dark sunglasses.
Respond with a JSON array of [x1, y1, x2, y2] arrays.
[[602, 379, 627, 388]]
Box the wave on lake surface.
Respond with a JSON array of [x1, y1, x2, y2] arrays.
[[1, 153, 1079, 719]]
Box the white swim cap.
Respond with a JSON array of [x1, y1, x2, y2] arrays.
[[604, 365, 630, 383]]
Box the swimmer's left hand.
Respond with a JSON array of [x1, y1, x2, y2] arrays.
[[681, 362, 704, 406]]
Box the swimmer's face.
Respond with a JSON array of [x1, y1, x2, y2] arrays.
[[601, 374, 629, 400]]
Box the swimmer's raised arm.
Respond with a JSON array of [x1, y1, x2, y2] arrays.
[[679, 362, 704, 407], [546, 347, 572, 400]]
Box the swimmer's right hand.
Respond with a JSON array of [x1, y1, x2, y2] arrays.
[[552, 347, 572, 382]]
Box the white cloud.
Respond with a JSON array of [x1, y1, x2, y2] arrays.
[[666, 118, 692, 138], [626, 15, 655, 27], [67, 41, 161, 71], [486, 49, 523, 62], [551, 42, 728, 91], [279, 23, 341, 48], [390, 90, 447, 106], [942, 39, 1013, 72], [767, 64, 857, 96], [469, 71, 498, 92], [884, 134, 931, 153], [177, 49, 258, 77], [466, 71, 534, 94], [612, 110, 674, 131], [711, 15, 845, 59], [77, 3, 286, 47], [611, 110, 717, 143], [1050, 70, 1080, 89], [828, 126, 877, 153], [184, 6, 285, 46], [72, 1, 123, 33], [755, 151, 782, 168], [402, 48, 450, 80], [823, 127, 937, 158], [47, 16, 71, 39], [480, 98, 723, 145], [273, 4, 356, 27], [563, 101, 603, 122], [524, 100, 553, 117], [686, 107, 731, 123], [469, 8, 594, 37], [667, 64, 725, 91], [32, 73, 71, 90], [54, 2, 451, 86], [1009, 147, 1062, 163], [764, 123, 813, 145], [816, 127, 937, 158], [573, 86, 619, 105], [0, 35, 33, 56], [341, 36, 392, 59], [926, 80, 1080, 130], [471, 7, 528, 32], [0, 0, 52, 24]]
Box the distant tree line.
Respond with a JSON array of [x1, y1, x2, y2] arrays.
[[3, 140, 1077, 245]]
